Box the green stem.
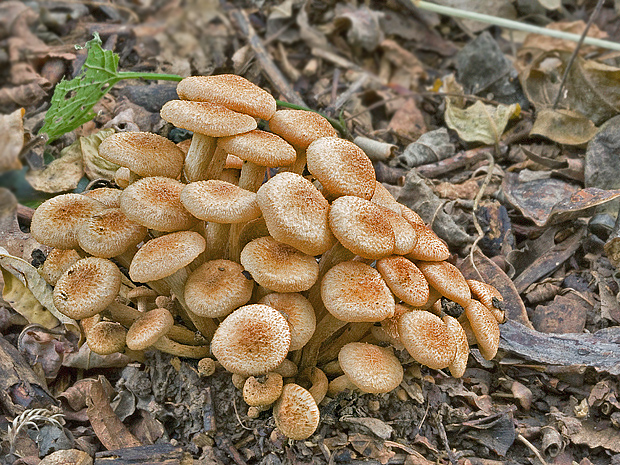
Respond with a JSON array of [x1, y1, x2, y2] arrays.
[[117, 72, 184, 81]]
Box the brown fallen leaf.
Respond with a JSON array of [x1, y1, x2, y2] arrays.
[[530, 108, 598, 145], [531, 291, 591, 334], [0, 108, 24, 174]]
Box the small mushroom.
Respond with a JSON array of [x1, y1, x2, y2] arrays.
[[243, 372, 284, 408], [297, 366, 329, 405], [417, 261, 471, 309], [443, 315, 469, 378], [398, 310, 456, 370], [83, 187, 122, 208], [86, 321, 127, 355], [405, 223, 450, 262], [464, 300, 500, 360], [376, 255, 429, 308], [38, 248, 81, 286], [273, 383, 320, 440], [259, 292, 316, 352], [467, 279, 505, 323]]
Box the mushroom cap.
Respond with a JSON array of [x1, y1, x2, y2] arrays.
[[328, 196, 395, 260], [321, 260, 395, 322], [338, 342, 404, 393], [376, 303, 411, 348], [382, 207, 418, 256], [371, 181, 402, 214], [405, 223, 450, 261], [400, 205, 425, 226], [210, 304, 291, 376], [464, 300, 500, 360], [306, 137, 376, 200], [120, 176, 196, 232], [126, 308, 174, 350], [160, 100, 257, 136], [398, 310, 456, 370], [416, 261, 471, 308], [467, 279, 505, 323], [240, 236, 319, 293], [257, 172, 335, 256], [243, 372, 284, 407], [176, 74, 277, 121], [87, 321, 127, 355], [129, 231, 206, 282], [98, 132, 185, 179], [184, 259, 254, 318], [217, 130, 296, 167], [269, 109, 338, 149], [77, 208, 148, 258], [39, 248, 81, 286], [273, 383, 320, 440], [443, 315, 469, 378], [180, 180, 261, 223], [376, 256, 429, 307], [259, 292, 316, 351], [30, 194, 104, 249], [53, 257, 122, 320], [83, 187, 122, 208]]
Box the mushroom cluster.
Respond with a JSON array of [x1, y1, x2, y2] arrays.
[[31, 74, 505, 440]]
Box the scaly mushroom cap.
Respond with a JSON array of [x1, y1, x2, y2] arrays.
[[259, 293, 316, 351], [382, 207, 418, 256], [464, 300, 500, 360], [306, 137, 376, 200], [443, 315, 469, 378], [30, 194, 104, 249], [218, 129, 296, 167], [184, 259, 254, 318], [467, 279, 505, 323], [398, 310, 456, 370], [405, 223, 450, 261], [160, 100, 257, 136], [240, 236, 319, 292], [376, 303, 410, 348], [53, 257, 122, 320], [243, 372, 284, 407], [257, 172, 335, 256], [321, 261, 395, 322], [87, 321, 127, 355], [376, 256, 429, 307], [129, 231, 206, 282], [83, 187, 122, 208], [329, 196, 395, 260], [176, 74, 277, 121], [273, 383, 320, 440], [400, 205, 425, 225], [417, 261, 471, 308], [371, 181, 402, 214], [211, 304, 291, 376], [38, 248, 81, 286], [120, 176, 196, 232], [268, 109, 338, 149], [338, 342, 404, 393], [126, 308, 174, 350], [98, 132, 185, 179], [180, 180, 261, 223], [77, 208, 148, 258]]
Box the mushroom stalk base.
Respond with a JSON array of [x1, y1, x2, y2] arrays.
[[184, 134, 217, 182]]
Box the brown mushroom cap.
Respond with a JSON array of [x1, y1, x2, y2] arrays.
[[328, 196, 395, 260], [306, 137, 376, 200], [443, 315, 469, 378], [87, 321, 127, 355], [321, 260, 395, 322], [240, 236, 319, 292], [83, 187, 122, 208], [126, 308, 174, 350], [180, 180, 261, 223], [129, 231, 206, 282], [405, 223, 450, 262], [398, 310, 456, 370], [269, 109, 338, 149], [38, 248, 81, 286], [160, 100, 257, 136], [416, 261, 471, 308], [382, 207, 418, 256], [77, 208, 148, 258], [120, 176, 196, 232], [243, 372, 284, 407], [210, 304, 291, 376], [464, 300, 500, 360], [53, 257, 122, 320], [371, 181, 402, 214], [30, 194, 104, 249], [376, 256, 429, 307], [273, 383, 320, 440], [259, 293, 316, 351], [98, 132, 185, 179], [467, 280, 505, 323], [217, 129, 296, 167], [338, 342, 404, 393], [184, 259, 253, 318], [257, 172, 335, 256], [176, 74, 277, 121]]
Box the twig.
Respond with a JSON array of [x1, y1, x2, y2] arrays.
[[553, 0, 606, 109], [436, 418, 458, 465], [517, 433, 549, 465]]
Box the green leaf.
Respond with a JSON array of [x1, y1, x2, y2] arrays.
[[445, 99, 517, 146], [39, 33, 122, 143]]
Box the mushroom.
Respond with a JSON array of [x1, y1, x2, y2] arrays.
[[443, 315, 469, 378], [243, 372, 284, 409], [463, 300, 500, 360], [38, 248, 81, 286], [82, 187, 122, 208], [467, 279, 505, 323], [197, 357, 216, 377], [416, 261, 471, 309], [259, 292, 316, 352], [297, 366, 329, 404], [398, 310, 456, 370], [126, 286, 158, 313], [86, 321, 127, 355], [272, 383, 320, 440], [376, 255, 429, 308], [405, 223, 450, 262]]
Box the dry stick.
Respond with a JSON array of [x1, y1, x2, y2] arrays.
[[518, 433, 549, 465], [552, 0, 606, 109], [436, 418, 458, 465]]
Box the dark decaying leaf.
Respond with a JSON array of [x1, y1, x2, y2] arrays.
[[585, 115, 620, 215], [531, 291, 591, 334], [460, 409, 516, 457]]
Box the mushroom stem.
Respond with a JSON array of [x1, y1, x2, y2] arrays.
[[204, 147, 228, 181], [153, 335, 211, 358], [317, 322, 373, 366], [279, 148, 307, 175], [298, 367, 328, 405], [184, 134, 217, 182], [300, 313, 348, 369], [204, 222, 230, 261], [238, 161, 265, 193], [327, 375, 358, 396], [227, 222, 244, 263]]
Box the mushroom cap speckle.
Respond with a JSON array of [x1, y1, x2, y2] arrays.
[[120, 176, 196, 232], [161, 100, 257, 136], [398, 310, 456, 370], [129, 231, 206, 282], [53, 257, 122, 320], [417, 261, 471, 308], [126, 308, 174, 350], [257, 172, 335, 256], [376, 255, 429, 307], [269, 109, 337, 149], [259, 292, 316, 351], [184, 259, 253, 318], [98, 132, 185, 179], [273, 383, 320, 440], [211, 304, 291, 376], [306, 137, 376, 200], [176, 74, 277, 121], [240, 236, 319, 293], [218, 130, 296, 167], [338, 342, 404, 393], [321, 261, 395, 322], [87, 321, 127, 355], [181, 180, 261, 224]]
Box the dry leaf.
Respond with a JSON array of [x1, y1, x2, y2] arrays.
[[0, 108, 25, 173], [433, 0, 517, 34], [0, 188, 44, 260], [26, 146, 83, 193], [334, 5, 384, 52], [445, 99, 517, 146], [530, 109, 598, 145]]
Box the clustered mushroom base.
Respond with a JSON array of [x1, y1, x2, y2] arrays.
[[31, 74, 505, 441]]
